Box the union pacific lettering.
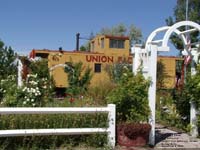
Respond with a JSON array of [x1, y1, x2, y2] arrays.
[[86, 55, 114, 63]]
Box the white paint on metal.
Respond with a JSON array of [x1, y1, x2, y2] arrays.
[[132, 46, 142, 74], [162, 21, 200, 48], [108, 104, 116, 147], [147, 45, 157, 146], [145, 26, 170, 49], [0, 128, 108, 137], [17, 58, 23, 87], [0, 107, 110, 114], [49, 64, 67, 71], [146, 26, 188, 51], [0, 104, 116, 148], [179, 28, 197, 35], [190, 101, 198, 137]]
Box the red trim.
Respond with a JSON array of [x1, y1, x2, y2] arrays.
[[105, 35, 129, 40], [158, 55, 183, 59], [29, 49, 36, 58], [30, 49, 104, 55]]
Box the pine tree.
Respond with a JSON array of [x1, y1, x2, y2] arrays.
[[0, 40, 17, 78]]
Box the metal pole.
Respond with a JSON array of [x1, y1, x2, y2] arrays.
[[148, 45, 157, 146], [186, 0, 188, 21], [184, 0, 189, 83], [76, 33, 80, 51]]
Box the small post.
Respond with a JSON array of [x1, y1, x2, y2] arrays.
[[108, 104, 116, 148], [17, 59, 23, 87], [131, 46, 142, 74], [190, 48, 198, 137], [190, 101, 198, 137]]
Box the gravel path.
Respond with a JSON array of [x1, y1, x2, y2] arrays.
[[154, 124, 200, 149]]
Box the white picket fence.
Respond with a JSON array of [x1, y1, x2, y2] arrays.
[[0, 104, 116, 148]]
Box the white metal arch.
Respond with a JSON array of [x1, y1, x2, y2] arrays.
[[162, 21, 200, 48], [132, 21, 200, 146], [145, 26, 170, 48], [145, 25, 189, 51]]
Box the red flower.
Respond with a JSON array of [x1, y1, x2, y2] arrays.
[[70, 97, 75, 103]]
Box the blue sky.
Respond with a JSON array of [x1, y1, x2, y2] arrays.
[[0, 0, 178, 55]]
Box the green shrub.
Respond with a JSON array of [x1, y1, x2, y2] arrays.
[[0, 75, 19, 106], [87, 80, 116, 105], [106, 68, 150, 123]]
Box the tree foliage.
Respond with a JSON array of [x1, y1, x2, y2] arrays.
[[65, 61, 92, 95], [185, 65, 200, 107], [166, 0, 200, 50], [29, 59, 50, 79], [172, 64, 200, 125], [99, 23, 142, 46], [0, 40, 17, 79], [106, 60, 132, 84]]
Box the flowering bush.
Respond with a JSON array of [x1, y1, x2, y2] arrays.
[[0, 73, 54, 107], [17, 73, 54, 107], [19, 74, 41, 106]]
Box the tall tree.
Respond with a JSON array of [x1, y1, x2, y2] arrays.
[[99, 23, 142, 47], [166, 0, 200, 50], [0, 40, 17, 78]]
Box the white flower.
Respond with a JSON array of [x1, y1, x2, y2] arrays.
[[123, 66, 128, 70], [27, 88, 30, 93], [23, 101, 27, 105], [123, 73, 127, 76], [32, 88, 36, 93], [31, 99, 34, 102]]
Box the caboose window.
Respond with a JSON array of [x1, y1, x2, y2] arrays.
[[109, 39, 125, 49], [94, 63, 101, 73]]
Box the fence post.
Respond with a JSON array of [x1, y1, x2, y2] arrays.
[[108, 104, 116, 148], [190, 101, 198, 137]]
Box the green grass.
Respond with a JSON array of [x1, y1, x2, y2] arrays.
[[0, 97, 109, 149]]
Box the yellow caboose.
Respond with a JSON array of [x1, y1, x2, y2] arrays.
[[29, 35, 181, 89]]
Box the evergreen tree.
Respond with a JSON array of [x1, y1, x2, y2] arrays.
[[65, 61, 92, 95], [166, 0, 200, 50], [0, 40, 17, 78]]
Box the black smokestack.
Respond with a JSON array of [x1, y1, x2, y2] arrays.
[[76, 33, 80, 51]]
